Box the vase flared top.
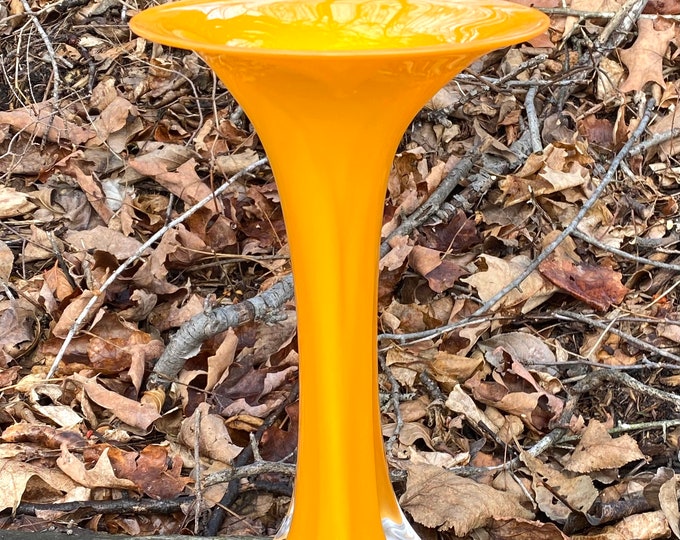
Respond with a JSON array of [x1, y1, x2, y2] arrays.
[[130, 0, 549, 58]]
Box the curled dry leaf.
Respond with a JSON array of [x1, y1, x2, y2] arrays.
[[179, 402, 241, 464], [0, 458, 78, 513], [82, 378, 161, 431], [462, 254, 558, 313], [400, 463, 533, 536], [565, 420, 646, 473], [0, 186, 36, 218], [1, 422, 86, 449], [58, 446, 137, 490], [538, 257, 629, 311]]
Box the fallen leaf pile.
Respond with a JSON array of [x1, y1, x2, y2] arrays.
[[2, 0, 680, 537]]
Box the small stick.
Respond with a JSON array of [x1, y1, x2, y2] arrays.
[[554, 309, 680, 364], [380, 98, 657, 345], [46, 158, 269, 379], [379, 354, 404, 456], [571, 229, 680, 273], [571, 368, 680, 409], [524, 72, 543, 153], [19, 0, 60, 145]]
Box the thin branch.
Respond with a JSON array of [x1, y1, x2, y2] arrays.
[[380, 98, 657, 345], [46, 158, 269, 379], [571, 229, 680, 273], [554, 309, 680, 364], [18, 0, 60, 149], [571, 368, 680, 410], [524, 73, 543, 153]]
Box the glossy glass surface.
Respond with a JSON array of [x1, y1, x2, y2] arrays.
[[129, 2, 549, 539], [130, 0, 548, 55]]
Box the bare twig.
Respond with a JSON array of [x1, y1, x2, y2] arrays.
[[379, 354, 404, 457], [571, 229, 680, 273], [554, 309, 680, 364], [380, 98, 656, 345], [524, 73, 543, 153], [18, 0, 60, 147], [380, 146, 480, 256], [46, 158, 269, 379], [629, 127, 680, 156], [571, 368, 680, 409]]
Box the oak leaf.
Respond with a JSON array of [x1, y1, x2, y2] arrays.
[[618, 18, 675, 93]]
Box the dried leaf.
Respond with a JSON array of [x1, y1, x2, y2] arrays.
[[179, 402, 241, 464], [0, 240, 14, 281], [462, 255, 558, 313], [58, 446, 137, 490], [565, 420, 646, 473], [408, 245, 467, 293], [538, 257, 629, 311], [618, 18, 675, 93], [400, 463, 533, 535], [83, 378, 161, 430], [0, 186, 36, 218], [0, 101, 95, 144], [0, 458, 78, 512]]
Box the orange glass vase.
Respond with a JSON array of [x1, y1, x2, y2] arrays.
[[130, 2, 548, 539]]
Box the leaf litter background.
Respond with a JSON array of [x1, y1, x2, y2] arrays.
[[2, 0, 680, 537]]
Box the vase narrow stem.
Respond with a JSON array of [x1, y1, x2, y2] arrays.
[[266, 125, 403, 538]]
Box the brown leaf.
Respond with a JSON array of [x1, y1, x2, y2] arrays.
[[0, 300, 37, 366], [565, 420, 646, 473], [538, 257, 629, 310], [58, 446, 137, 490], [0, 240, 14, 281], [51, 291, 106, 339], [571, 511, 670, 539], [618, 18, 675, 93], [408, 245, 467, 293], [128, 157, 221, 213], [0, 101, 95, 144], [489, 518, 570, 540], [215, 149, 260, 176], [0, 186, 36, 218], [82, 378, 161, 430], [419, 209, 481, 253], [644, 0, 680, 13], [462, 255, 558, 313], [0, 458, 78, 512], [260, 402, 299, 462], [65, 226, 148, 260], [1, 422, 86, 449], [500, 166, 587, 206], [521, 453, 598, 515], [400, 463, 533, 535], [107, 445, 191, 499], [578, 115, 614, 148], [179, 402, 241, 464]]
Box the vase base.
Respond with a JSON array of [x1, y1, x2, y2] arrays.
[[273, 505, 420, 540]]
